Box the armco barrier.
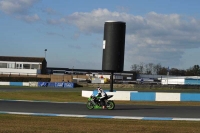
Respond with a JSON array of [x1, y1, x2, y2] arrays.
[[107, 91, 133, 100], [23, 82, 30, 86], [0, 82, 30, 86], [0, 81, 74, 88], [156, 92, 180, 101], [82, 90, 200, 101], [130, 92, 156, 101], [131, 92, 200, 101], [82, 90, 138, 101], [38, 82, 74, 88], [29, 82, 38, 87], [10, 82, 23, 86], [0, 82, 9, 85], [82, 90, 93, 98], [181, 93, 200, 101]]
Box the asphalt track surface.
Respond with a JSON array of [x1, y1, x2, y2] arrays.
[[1, 100, 200, 119], [1, 87, 200, 121]]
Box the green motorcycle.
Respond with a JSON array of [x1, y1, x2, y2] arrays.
[[86, 95, 115, 110]]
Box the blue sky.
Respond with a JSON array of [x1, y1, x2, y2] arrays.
[[1, 0, 200, 71]]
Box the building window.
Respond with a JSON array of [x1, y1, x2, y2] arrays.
[[7, 63, 15, 68], [16, 64, 22, 69], [31, 64, 39, 69], [23, 64, 30, 69], [0, 63, 7, 68]]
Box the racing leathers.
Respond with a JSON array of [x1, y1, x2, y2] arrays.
[[96, 87, 108, 109]]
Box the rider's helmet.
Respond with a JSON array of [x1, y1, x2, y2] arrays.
[[97, 87, 102, 92]]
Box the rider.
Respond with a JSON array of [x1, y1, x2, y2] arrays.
[[96, 87, 108, 109]]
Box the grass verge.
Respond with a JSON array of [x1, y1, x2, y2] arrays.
[[0, 114, 200, 133]]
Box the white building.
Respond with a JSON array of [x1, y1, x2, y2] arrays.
[[0, 56, 47, 75], [160, 76, 200, 85]]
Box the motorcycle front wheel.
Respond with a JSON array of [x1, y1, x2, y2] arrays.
[[86, 101, 94, 110], [106, 101, 115, 110]]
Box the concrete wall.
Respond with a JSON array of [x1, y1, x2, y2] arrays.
[[162, 79, 185, 85], [0, 82, 37, 87], [0, 82, 9, 85], [0, 81, 74, 88], [82, 90, 200, 101]]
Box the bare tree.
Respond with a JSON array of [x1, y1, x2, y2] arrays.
[[185, 65, 200, 76], [145, 63, 151, 74], [153, 63, 162, 74], [148, 63, 154, 74], [139, 62, 145, 74], [130, 62, 200, 76], [131, 64, 140, 73]]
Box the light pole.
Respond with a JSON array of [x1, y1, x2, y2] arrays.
[[44, 49, 47, 59], [71, 66, 74, 82], [167, 66, 169, 85]]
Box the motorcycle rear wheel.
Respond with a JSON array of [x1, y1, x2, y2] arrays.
[[106, 101, 115, 110], [86, 101, 94, 110]]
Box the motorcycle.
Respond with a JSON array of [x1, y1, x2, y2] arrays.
[[86, 95, 115, 110]]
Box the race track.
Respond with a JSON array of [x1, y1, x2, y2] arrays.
[[1, 100, 200, 120]]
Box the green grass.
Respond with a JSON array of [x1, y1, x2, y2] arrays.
[[0, 114, 200, 133], [0, 92, 86, 102]]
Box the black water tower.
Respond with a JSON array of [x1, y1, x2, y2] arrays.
[[102, 21, 126, 91], [102, 21, 126, 72]]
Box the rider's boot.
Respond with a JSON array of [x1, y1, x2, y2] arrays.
[[102, 106, 107, 109]]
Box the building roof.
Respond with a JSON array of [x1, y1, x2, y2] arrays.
[[47, 67, 136, 74], [0, 56, 46, 63]]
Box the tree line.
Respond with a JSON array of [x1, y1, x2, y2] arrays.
[[131, 63, 200, 76]]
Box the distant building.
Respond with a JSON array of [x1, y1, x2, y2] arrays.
[[0, 56, 47, 75], [161, 76, 200, 85]]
